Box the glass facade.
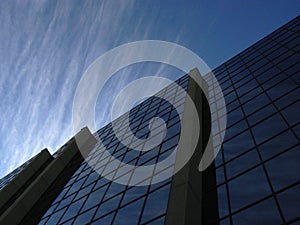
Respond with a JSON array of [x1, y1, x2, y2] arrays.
[[0, 15, 299, 225], [0, 154, 36, 190], [205, 15, 300, 225], [38, 75, 189, 225]]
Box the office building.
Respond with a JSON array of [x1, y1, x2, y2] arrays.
[[0, 15, 299, 225]]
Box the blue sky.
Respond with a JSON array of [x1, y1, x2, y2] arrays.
[[0, 0, 298, 178]]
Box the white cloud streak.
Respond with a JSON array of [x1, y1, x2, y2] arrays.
[[0, 0, 198, 178], [0, 0, 141, 177]]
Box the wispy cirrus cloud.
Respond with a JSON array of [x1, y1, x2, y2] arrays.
[[0, 0, 218, 178], [0, 0, 141, 177], [0, 0, 187, 178], [1, 0, 296, 178]]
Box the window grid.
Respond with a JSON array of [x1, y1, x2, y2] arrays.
[[39, 75, 188, 225], [209, 17, 300, 224], [12, 15, 299, 225]]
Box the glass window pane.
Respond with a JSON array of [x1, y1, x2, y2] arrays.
[[226, 150, 260, 179], [121, 186, 148, 206], [73, 207, 96, 225], [251, 114, 288, 144], [274, 88, 300, 109], [281, 101, 300, 126], [141, 184, 171, 223], [226, 107, 244, 127], [277, 183, 300, 222], [103, 182, 126, 200], [81, 186, 107, 212], [60, 197, 86, 223], [242, 93, 270, 116], [45, 208, 66, 225], [247, 104, 276, 126], [265, 145, 300, 191], [232, 198, 282, 225], [259, 130, 298, 160], [217, 185, 229, 218], [146, 216, 165, 225], [222, 130, 255, 162], [56, 193, 76, 211], [228, 166, 271, 212], [266, 78, 297, 101], [74, 183, 94, 201], [113, 198, 144, 225], [91, 213, 114, 225], [94, 194, 122, 219]]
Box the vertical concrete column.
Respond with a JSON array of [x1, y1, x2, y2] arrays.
[[165, 68, 216, 225], [0, 127, 97, 225], [0, 148, 53, 214]]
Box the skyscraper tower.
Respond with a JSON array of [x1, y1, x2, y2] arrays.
[[0, 15, 299, 225]]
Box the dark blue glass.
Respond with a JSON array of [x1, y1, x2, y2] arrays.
[[94, 194, 122, 219], [217, 185, 229, 218], [242, 93, 270, 116], [226, 149, 260, 179], [281, 101, 300, 126], [228, 166, 270, 212], [266, 77, 297, 101], [247, 104, 276, 126], [232, 198, 282, 225], [265, 145, 300, 191], [73, 207, 96, 225], [141, 184, 171, 224], [251, 114, 288, 144], [277, 184, 300, 222], [113, 198, 144, 225], [60, 197, 86, 223], [259, 130, 298, 160], [45, 208, 66, 225], [222, 130, 254, 161], [91, 213, 114, 225], [81, 186, 107, 212]]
